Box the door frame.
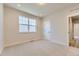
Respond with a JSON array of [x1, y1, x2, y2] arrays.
[[67, 12, 79, 47]]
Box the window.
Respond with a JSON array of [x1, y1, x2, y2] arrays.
[[29, 18, 36, 32], [19, 16, 36, 32], [19, 16, 28, 32]]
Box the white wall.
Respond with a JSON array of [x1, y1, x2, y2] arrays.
[[0, 4, 4, 53], [74, 23, 79, 38], [43, 10, 68, 46], [43, 5, 79, 46], [4, 6, 43, 47]]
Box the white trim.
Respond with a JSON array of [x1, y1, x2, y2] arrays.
[[67, 12, 79, 18], [44, 39, 68, 47], [4, 39, 42, 48], [67, 16, 70, 47], [67, 12, 79, 47], [52, 41, 68, 46]]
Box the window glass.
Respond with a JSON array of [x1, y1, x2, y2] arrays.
[[29, 18, 36, 25], [19, 16, 36, 32], [29, 26, 36, 32]]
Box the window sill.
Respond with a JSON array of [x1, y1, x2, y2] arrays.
[[18, 32, 36, 34]]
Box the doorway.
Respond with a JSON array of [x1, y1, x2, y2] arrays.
[[69, 15, 79, 48]]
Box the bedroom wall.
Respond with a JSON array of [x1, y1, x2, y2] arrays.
[[4, 6, 43, 47], [43, 5, 79, 46]]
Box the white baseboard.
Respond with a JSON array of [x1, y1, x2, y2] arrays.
[[4, 39, 42, 48], [44, 39, 68, 47]]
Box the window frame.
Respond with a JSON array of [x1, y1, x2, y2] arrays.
[[19, 16, 37, 33]]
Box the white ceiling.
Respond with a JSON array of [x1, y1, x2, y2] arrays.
[[5, 3, 79, 17]]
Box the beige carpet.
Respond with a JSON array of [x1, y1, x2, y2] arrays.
[[1, 39, 79, 56]]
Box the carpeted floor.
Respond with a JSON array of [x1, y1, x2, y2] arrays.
[[1, 39, 79, 56]]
